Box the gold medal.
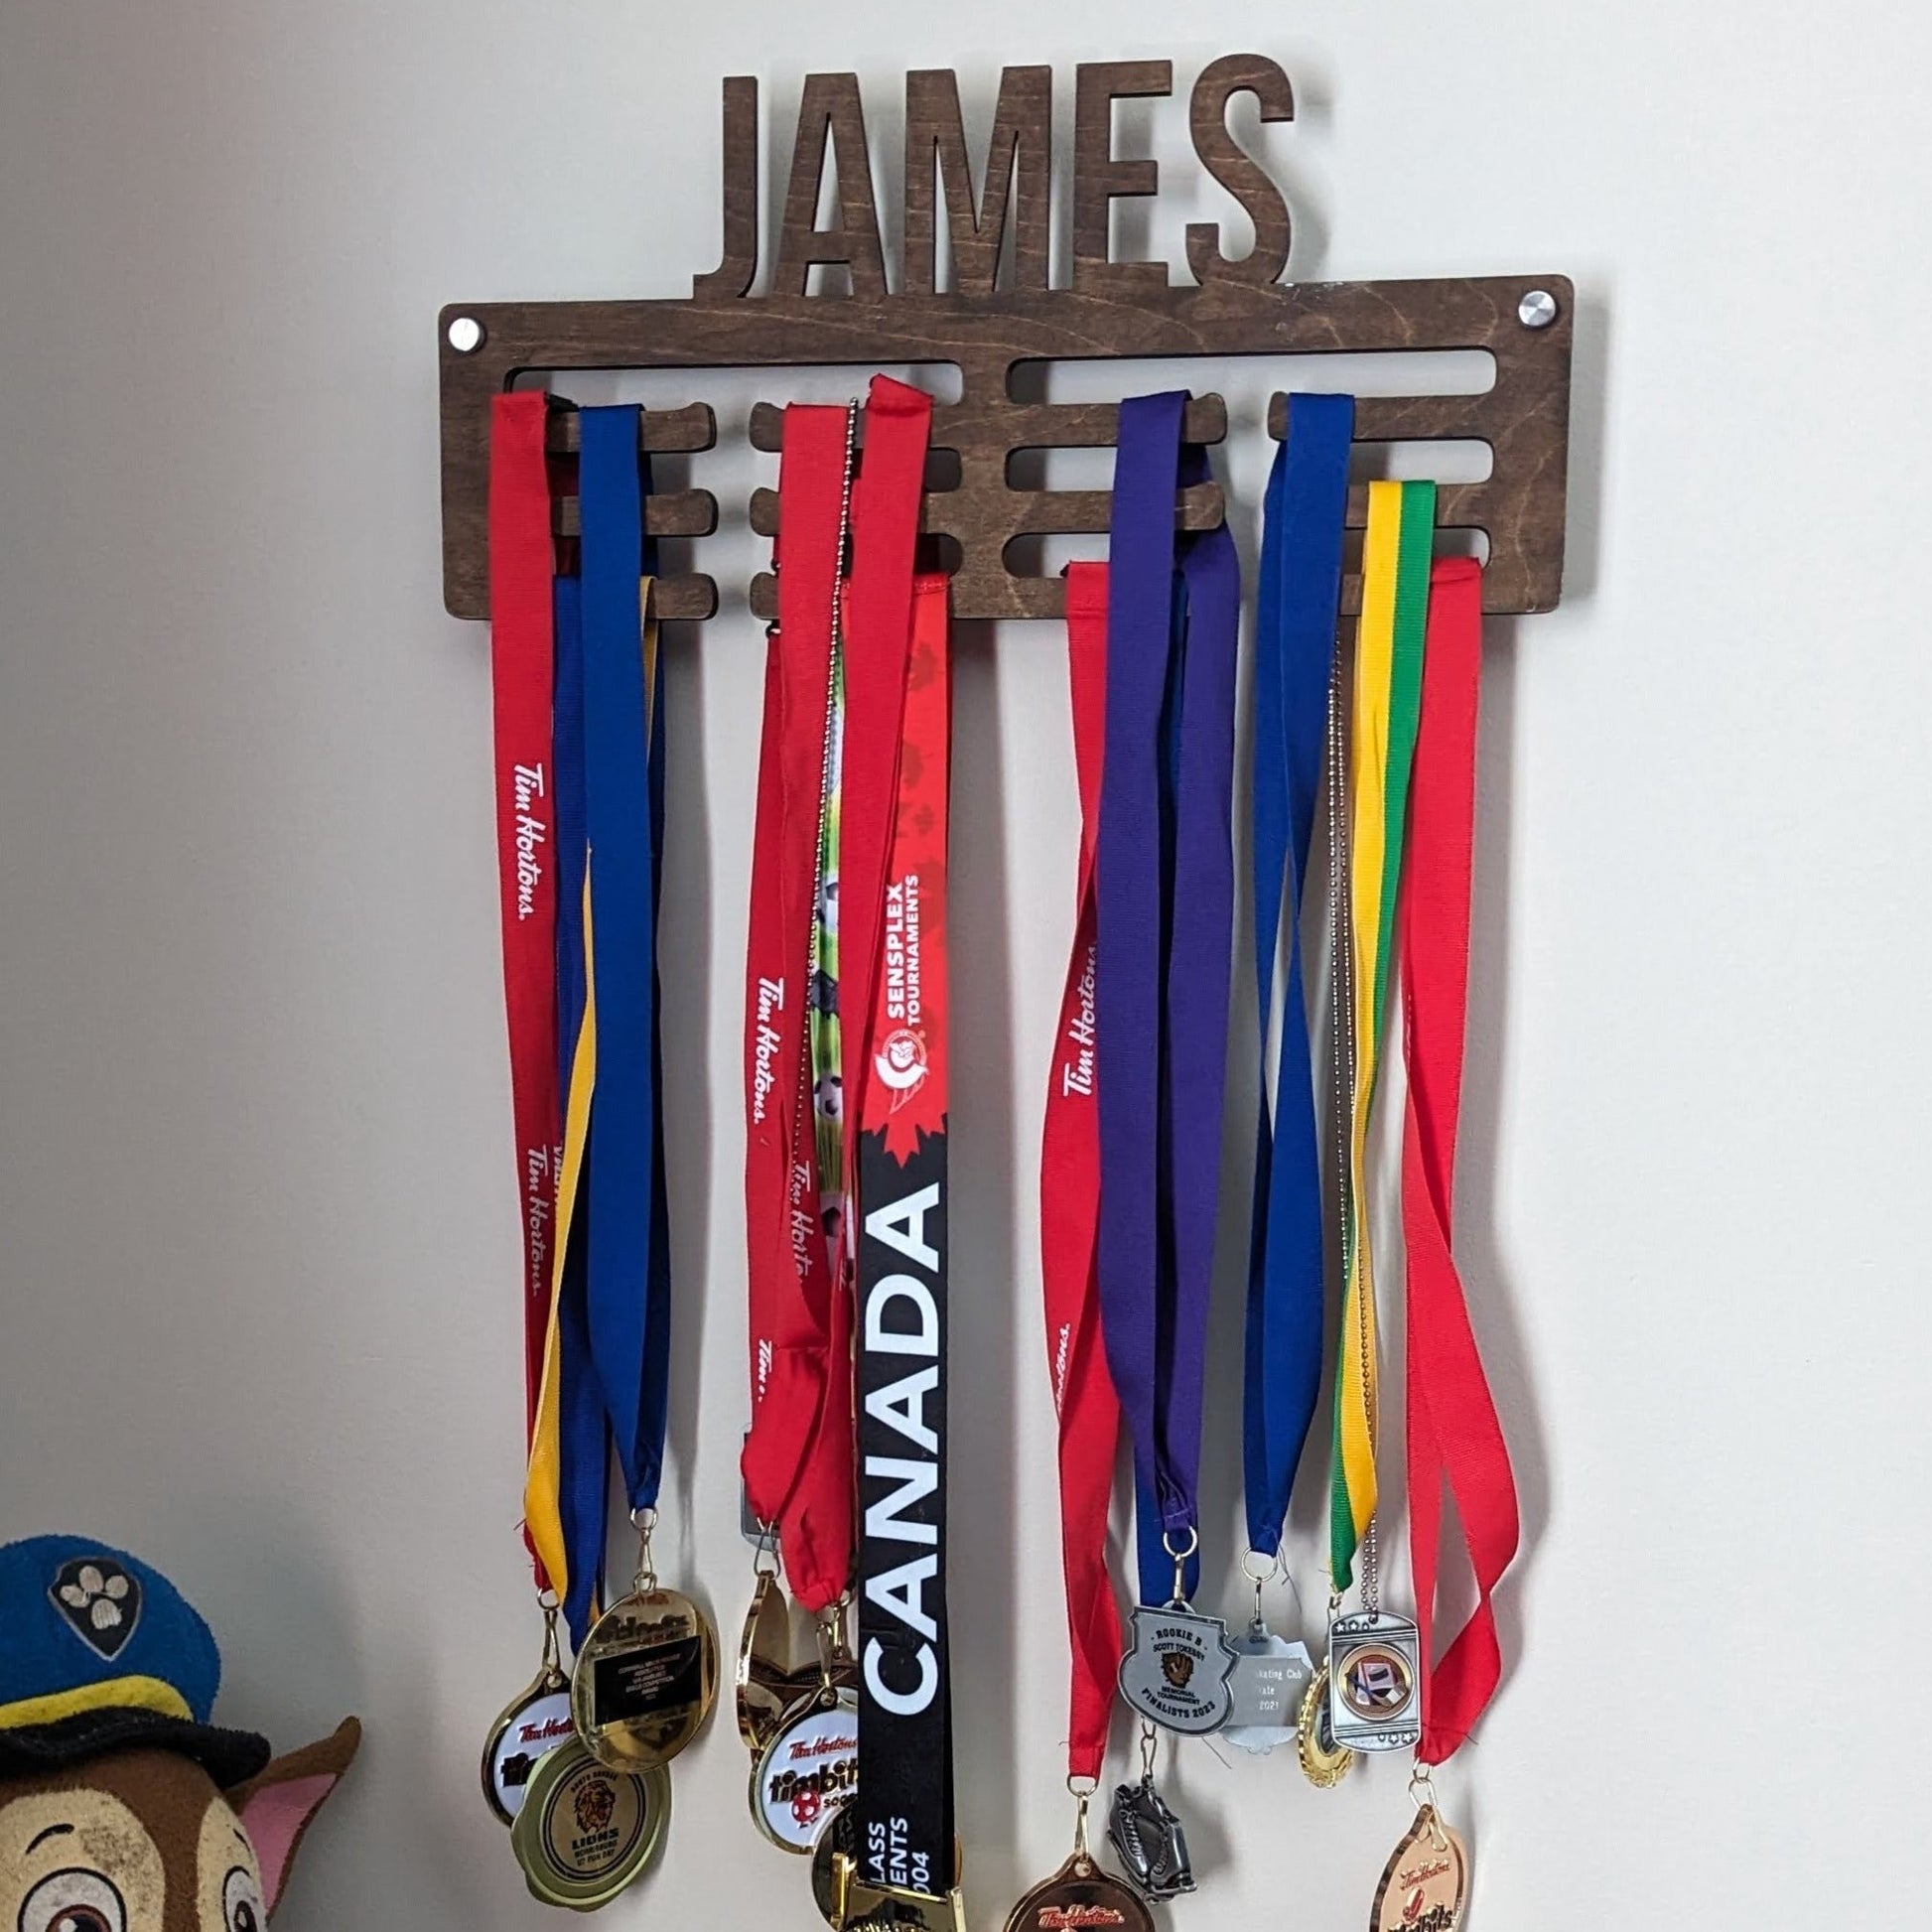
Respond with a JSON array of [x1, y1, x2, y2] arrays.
[[737, 1567, 820, 1756], [1370, 1798, 1468, 1932], [571, 1513, 719, 1773], [1296, 1662, 1355, 1788], [509, 1737, 669, 1911], [810, 1801, 967, 1931], [482, 1602, 574, 1825]]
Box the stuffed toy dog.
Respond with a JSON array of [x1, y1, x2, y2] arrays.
[[0, 1537, 357, 1930]]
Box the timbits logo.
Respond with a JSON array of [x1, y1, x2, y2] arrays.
[[872, 1027, 929, 1109]]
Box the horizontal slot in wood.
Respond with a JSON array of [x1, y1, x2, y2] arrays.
[[748, 394, 1226, 452], [747, 480, 1220, 540], [553, 489, 719, 540], [544, 402, 718, 454]]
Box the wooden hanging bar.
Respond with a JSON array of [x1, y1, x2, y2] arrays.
[[438, 57, 1574, 626]]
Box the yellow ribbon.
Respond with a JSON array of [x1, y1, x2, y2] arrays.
[[1334, 485, 1402, 1559]]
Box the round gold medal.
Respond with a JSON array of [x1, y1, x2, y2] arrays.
[[1296, 1663, 1355, 1788], [509, 1738, 669, 1911], [737, 1570, 821, 1756], [571, 1585, 719, 1772]]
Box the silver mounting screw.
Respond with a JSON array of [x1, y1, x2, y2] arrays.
[[1517, 289, 1559, 330], [447, 315, 485, 354]]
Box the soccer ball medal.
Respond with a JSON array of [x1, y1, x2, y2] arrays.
[[751, 1687, 860, 1853], [483, 1667, 576, 1825]]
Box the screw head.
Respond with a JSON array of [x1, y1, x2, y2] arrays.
[[1517, 289, 1559, 330], [447, 315, 485, 354]]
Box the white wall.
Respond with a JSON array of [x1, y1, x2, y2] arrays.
[[1, 1, 1921, 1926]]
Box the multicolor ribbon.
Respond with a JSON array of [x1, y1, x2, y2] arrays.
[[1331, 478, 1437, 1588], [845, 378, 955, 1895]]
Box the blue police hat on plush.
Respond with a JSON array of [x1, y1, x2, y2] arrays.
[[0, 1535, 270, 1788]]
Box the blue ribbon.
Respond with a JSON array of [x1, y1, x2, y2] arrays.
[[550, 573, 608, 1647], [579, 408, 670, 1515], [1099, 392, 1241, 1608], [1242, 393, 1354, 1560]]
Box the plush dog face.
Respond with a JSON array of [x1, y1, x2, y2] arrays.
[[0, 1722, 355, 1932]]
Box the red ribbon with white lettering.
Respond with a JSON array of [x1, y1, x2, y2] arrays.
[[1040, 563, 1123, 1781], [741, 404, 853, 1614], [1401, 556, 1521, 1763], [486, 392, 561, 1591]]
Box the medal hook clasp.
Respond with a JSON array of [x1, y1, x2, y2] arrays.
[[1162, 1525, 1199, 1608], [538, 1599, 562, 1680], [629, 1506, 658, 1592], [1408, 1762, 1449, 1844], [1241, 1547, 1280, 1628], [1138, 1719, 1160, 1787], [752, 1521, 780, 1580], [815, 1594, 851, 1693], [1067, 1774, 1097, 1865]]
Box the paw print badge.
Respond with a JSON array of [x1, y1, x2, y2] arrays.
[[50, 1556, 142, 1659]]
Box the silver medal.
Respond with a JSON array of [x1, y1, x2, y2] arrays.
[[1116, 1604, 1238, 1734], [1219, 1621, 1314, 1755], [1107, 1775, 1194, 1900], [1328, 1608, 1422, 1753]]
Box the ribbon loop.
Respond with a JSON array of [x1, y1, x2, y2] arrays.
[[1401, 557, 1520, 1761], [1095, 391, 1241, 1606], [1244, 393, 1354, 1562]]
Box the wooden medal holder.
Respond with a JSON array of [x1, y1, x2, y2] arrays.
[[436, 57, 1575, 626]]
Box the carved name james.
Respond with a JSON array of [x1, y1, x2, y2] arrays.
[[695, 56, 1298, 302]]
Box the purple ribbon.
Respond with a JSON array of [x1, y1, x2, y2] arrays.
[[1096, 392, 1240, 1604]]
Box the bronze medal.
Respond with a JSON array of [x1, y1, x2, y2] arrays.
[[1296, 1663, 1355, 1788], [1003, 1856, 1155, 1932], [1370, 1806, 1468, 1932], [509, 1737, 669, 1911], [571, 1584, 719, 1772], [737, 1569, 821, 1756]]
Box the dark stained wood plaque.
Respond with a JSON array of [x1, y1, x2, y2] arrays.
[[438, 61, 1573, 624]]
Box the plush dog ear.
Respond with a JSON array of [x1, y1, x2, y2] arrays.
[[228, 1718, 359, 1915]]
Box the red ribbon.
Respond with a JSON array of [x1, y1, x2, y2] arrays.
[[486, 392, 561, 1589], [858, 573, 953, 1158], [1041, 564, 1123, 1780], [1401, 557, 1521, 1763], [838, 376, 934, 1197], [742, 405, 851, 1613]]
